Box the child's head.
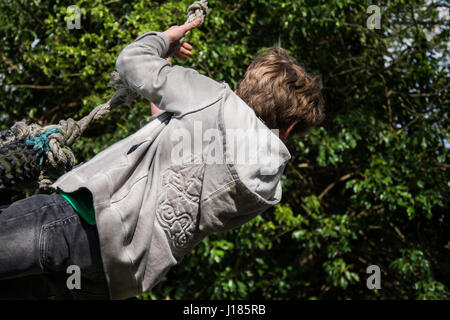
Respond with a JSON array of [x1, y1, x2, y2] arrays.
[[235, 47, 325, 140]]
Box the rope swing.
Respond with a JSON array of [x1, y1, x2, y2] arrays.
[[0, 0, 209, 192]]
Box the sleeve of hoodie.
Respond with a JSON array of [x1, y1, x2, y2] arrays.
[[115, 31, 225, 116]]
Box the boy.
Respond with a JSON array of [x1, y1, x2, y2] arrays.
[[0, 18, 324, 299]]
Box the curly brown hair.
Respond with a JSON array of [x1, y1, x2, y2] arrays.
[[235, 47, 325, 137]]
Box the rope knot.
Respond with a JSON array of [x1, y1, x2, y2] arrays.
[[25, 128, 62, 165], [187, 0, 209, 22]]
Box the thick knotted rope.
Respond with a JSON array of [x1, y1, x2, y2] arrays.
[[167, 0, 209, 57], [0, 0, 209, 192], [1, 72, 138, 170], [25, 128, 62, 165]]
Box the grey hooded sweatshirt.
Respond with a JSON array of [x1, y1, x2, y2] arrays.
[[52, 31, 291, 299]]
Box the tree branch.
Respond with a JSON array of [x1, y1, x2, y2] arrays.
[[318, 173, 354, 201], [7, 84, 61, 89]]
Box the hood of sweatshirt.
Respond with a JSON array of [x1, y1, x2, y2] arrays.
[[197, 88, 291, 236]]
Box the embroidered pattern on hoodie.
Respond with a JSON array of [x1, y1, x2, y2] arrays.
[[156, 156, 205, 251]]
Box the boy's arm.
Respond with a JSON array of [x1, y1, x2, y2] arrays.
[[116, 19, 225, 116]]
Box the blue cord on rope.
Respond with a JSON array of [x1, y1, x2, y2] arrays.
[[26, 128, 62, 165]]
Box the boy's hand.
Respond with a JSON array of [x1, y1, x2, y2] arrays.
[[163, 18, 202, 60]]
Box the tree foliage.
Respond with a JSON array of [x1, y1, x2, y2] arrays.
[[0, 0, 448, 299]]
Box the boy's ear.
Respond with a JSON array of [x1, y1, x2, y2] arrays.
[[150, 102, 162, 115]]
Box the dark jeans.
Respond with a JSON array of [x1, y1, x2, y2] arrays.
[[0, 193, 109, 299]]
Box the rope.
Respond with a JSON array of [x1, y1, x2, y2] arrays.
[[25, 128, 62, 165], [0, 0, 210, 192], [167, 0, 209, 57]]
